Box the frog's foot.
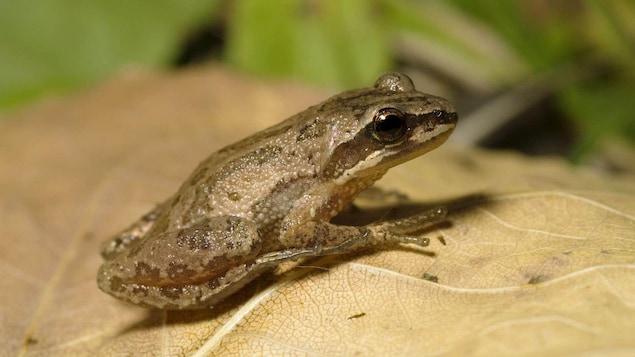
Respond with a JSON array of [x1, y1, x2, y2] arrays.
[[367, 206, 447, 243], [100, 203, 165, 260]]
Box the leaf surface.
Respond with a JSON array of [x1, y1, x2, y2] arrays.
[[1, 66, 633, 356]]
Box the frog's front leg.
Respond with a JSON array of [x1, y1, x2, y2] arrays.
[[97, 216, 264, 309], [258, 207, 447, 265]]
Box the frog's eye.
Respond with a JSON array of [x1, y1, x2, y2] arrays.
[[371, 108, 407, 144]]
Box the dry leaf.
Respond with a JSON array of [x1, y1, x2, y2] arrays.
[[1, 65, 634, 356]]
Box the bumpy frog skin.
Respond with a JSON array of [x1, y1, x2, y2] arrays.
[[97, 73, 458, 309]]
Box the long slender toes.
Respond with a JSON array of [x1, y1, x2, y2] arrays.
[[255, 248, 317, 265], [386, 206, 447, 234], [394, 235, 430, 247]]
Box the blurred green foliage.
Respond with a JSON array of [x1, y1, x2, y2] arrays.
[[0, 0, 219, 109], [226, 0, 391, 88], [1, 0, 633, 160]]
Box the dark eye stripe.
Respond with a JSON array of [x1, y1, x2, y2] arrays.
[[323, 127, 383, 179]]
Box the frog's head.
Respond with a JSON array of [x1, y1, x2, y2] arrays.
[[320, 72, 458, 185]]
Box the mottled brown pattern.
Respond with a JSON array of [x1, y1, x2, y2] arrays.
[[176, 227, 213, 250], [134, 262, 161, 282], [201, 145, 283, 189], [130, 284, 150, 297], [296, 118, 326, 142]]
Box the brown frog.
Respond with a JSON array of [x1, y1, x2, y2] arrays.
[[97, 73, 458, 309]]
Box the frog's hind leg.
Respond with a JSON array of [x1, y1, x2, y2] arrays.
[[97, 216, 264, 309]]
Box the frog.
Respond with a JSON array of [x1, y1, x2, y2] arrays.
[[97, 72, 458, 309]]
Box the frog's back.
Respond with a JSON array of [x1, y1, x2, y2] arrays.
[[160, 112, 326, 233]]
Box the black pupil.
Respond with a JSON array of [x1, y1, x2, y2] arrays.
[[378, 114, 401, 132], [374, 109, 406, 142]]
